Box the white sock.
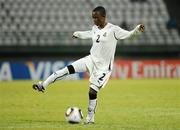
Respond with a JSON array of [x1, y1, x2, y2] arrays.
[[42, 67, 69, 89], [88, 99, 97, 115]]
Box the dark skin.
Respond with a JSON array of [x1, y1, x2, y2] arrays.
[[92, 11, 107, 29]]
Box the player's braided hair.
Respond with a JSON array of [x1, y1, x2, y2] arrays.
[[93, 6, 106, 17]]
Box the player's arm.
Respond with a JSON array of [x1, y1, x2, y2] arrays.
[[114, 24, 145, 40], [72, 30, 92, 39]]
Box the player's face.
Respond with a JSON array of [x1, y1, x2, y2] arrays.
[[92, 11, 105, 27]]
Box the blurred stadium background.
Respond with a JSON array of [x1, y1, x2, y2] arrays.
[[0, 0, 180, 80], [0, 0, 180, 129]]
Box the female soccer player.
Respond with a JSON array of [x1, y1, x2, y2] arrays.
[[33, 6, 145, 124]]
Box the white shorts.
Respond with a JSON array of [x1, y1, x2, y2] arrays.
[[71, 55, 112, 92]]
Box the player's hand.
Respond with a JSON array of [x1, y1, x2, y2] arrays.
[[72, 35, 78, 38], [138, 24, 145, 32], [72, 32, 78, 38]]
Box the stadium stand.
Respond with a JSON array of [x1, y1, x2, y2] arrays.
[[0, 0, 180, 60], [0, 0, 179, 47]]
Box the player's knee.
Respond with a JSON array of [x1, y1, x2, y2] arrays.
[[67, 65, 75, 74], [89, 88, 97, 100]]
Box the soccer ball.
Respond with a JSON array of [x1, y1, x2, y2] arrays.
[[65, 107, 83, 124]]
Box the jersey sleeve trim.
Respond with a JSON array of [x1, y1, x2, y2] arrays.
[[113, 31, 118, 40]]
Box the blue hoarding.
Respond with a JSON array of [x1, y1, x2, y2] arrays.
[[0, 61, 84, 81]]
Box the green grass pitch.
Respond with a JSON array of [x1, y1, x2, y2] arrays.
[[0, 79, 179, 130]]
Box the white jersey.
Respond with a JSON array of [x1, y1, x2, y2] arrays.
[[73, 23, 141, 71]]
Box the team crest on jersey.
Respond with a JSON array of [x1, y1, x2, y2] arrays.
[[103, 32, 107, 37]]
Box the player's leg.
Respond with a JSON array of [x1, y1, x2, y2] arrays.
[[84, 87, 97, 124], [33, 57, 88, 92], [43, 65, 75, 88], [85, 71, 111, 124], [32, 65, 75, 92]]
